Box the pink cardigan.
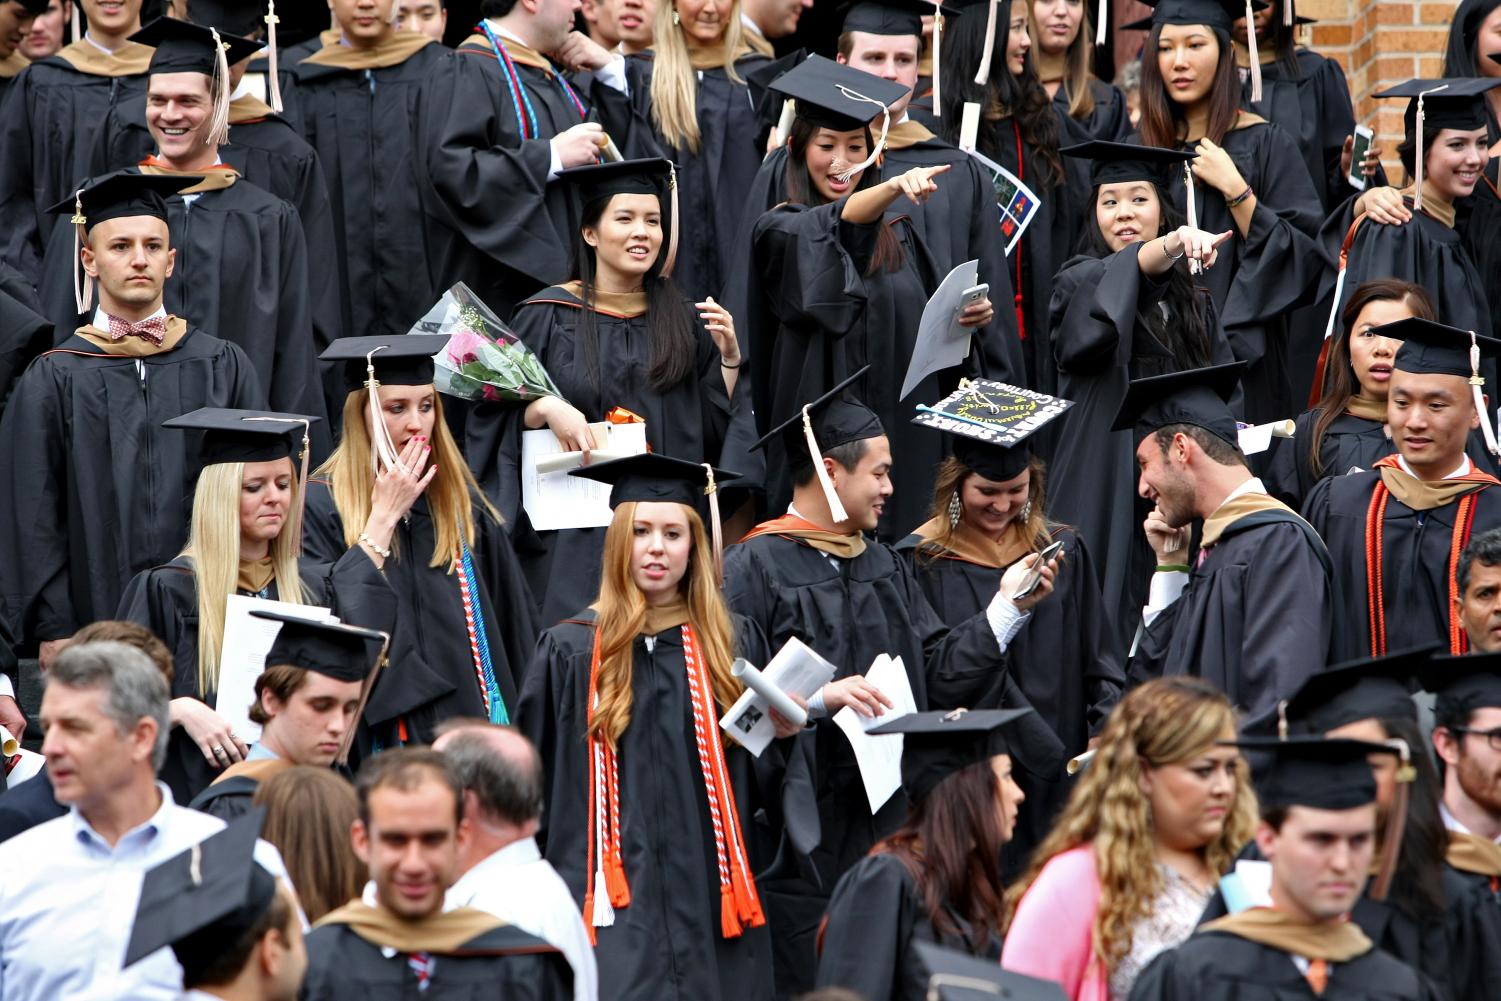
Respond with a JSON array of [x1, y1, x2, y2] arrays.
[[1001, 844, 1110, 1001]]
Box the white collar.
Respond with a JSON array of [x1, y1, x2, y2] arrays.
[[92, 304, 167, 330], [1441, 800, 1501, 843], [69, 780, 173, 847], [741, 12, 764, 34], [485, 18, 536, 50], [1397, 454, 1472, 479], [1207, 476, 1267, 516], [83, 32, 118, 55]]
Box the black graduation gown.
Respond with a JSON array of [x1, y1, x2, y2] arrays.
[[1303, 469, 1501, 660], [300, 479, 539, 746], [299, 920, 574, 1001], [1455, 159, 1501, 345], [1264, 410, 1393, 510], [815, 852, 1002, 1001], [0, 260, 52, 405], [518, 609, 775, 1001], [1159, 118, 1326, 424], [0, 327, 263, 648], [420, 36, 660, 319], [1128, 506, 1333, 717], [1128, 930, 1443, 1001], [295, 41, 452, 340], [1244, 49, 1363, 214], [36, 174, 331, 448], [625, 50, 770, 302], [0, 42, 150, 280], [893, 527, 1123, 870], [1442, 862, 1501, 1001], [1044, 244, 1236, 643], [463, 285, 735, 625], [747, 199, 959, 541], [1051, 77, 1133, 142], [116, 548, 396, 805]]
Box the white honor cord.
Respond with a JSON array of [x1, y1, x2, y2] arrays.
[[1096, 0, 1107, 45]]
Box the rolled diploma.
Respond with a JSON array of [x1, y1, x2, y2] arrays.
[[1066, 748, 1095, 775], [732, 658, 807, 727], [0, 725, 16, 757]]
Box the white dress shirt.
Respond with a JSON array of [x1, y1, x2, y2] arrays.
[[1441, 801, 1501, 843], [0, 783, 289, 1001]]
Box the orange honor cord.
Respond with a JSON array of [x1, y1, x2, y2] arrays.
[[1365, 484, 1390, 656]]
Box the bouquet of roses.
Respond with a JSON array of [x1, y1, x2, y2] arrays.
[[412, 283, 562, 404]]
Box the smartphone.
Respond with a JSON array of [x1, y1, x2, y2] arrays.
[[1348, 124, 1374, 191], [1011, 540, 1064, 601], [955, 283, 989, 319]]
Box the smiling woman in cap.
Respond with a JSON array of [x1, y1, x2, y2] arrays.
[[117, 407, 398, 805], [517, 452, 779, 1001]]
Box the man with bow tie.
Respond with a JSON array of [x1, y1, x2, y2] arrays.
[[0, 169, 264, 670]]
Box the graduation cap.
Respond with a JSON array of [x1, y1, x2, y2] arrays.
[[1227, 736, 1390, 811], [1109, 360, 1245, 446], [1386, 317, 1501, 456], [769, 55, 908, 181], [571, 452, 744, 581], [1138, 0, 1271, 99], [321, 335, 452, 392], [870, 707, 1035, 802], [911, 381, 1071, 482], [17, 0, 49, 14], [187, 0, 286, 114], [1422, 652, 1501, 718], [557, 158, 681, 278], [1375, 79, 1501, 212], [913, 942, 1069, 1001], [1061, 139, 1198, 190], [751, 367, 886, 524], [253, 611, 385, 682], [842, 0, 953, 36], [124, 809, 278, 969], [1270, 646, 1432, 737]]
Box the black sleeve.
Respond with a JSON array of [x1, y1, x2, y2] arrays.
[[1050, 250, 1141, 375], [753, 203, 869, 334], [814, 857, 912, 1001]]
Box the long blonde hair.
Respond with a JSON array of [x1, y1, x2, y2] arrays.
[[183, 460, 306, 698], [1039, 3, 1098, 123], [316, 388, 499, 569], [587, 501, 742, 747], [647, 0, 749, 154], [1006, 678, 1257, 974]]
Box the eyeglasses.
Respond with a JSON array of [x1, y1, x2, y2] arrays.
[[1448, 726, 1501, 753]]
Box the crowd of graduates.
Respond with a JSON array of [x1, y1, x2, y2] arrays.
[[4, 0, 1501, 998]]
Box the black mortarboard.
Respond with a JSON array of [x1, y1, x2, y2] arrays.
[[1139, 0, 1266, 31], [752, 367, 886, 467], [556, 157, 673, 202], [252, 611, 383, 682], [1273, 647, 1432, 736], [163, 407, 319, 465], [124, 809, 277, 968], [189, 0, 270, 38], [768, 54, 910, 132], [1227, 736, 1388, 811], [131, 16, 262, 74], [841, 0, 954, 37], [912, 381, 1072, 483], [871, 707, 1035, 802], [1422, 653, 1501, 718], [321, 335, 451, 392], [1377, 78, 1501, 135], [1385, 317, 1501, 378], [1110, 361, 1245, 445], [913, 942, 1069, 1001], [43, 170, 197, 231], [1061, 139, 1198, 189], [569, 452, 743, 511]]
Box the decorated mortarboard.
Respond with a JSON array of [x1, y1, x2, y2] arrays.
[[1139, 0, 1271, 99], [1061, 139, 1197, 189], [124, 809, 278, 967], [1109, 360, 1245, 445], [1375, 78, 1501, 212], [557, 158, 681, 278], [253, 610, 385, 682], [751, 367, 885, 524], [1385, 317, 1501, 456], [187, 0, 287, 113], [1267, 646, 1433, 737], [768, 55, 908, 181], [913, 942, 1069, 1001], [1226, 736, 1391, 811], [1421, 652, 1501, 717], [912, 380, 1072, 483], [571, 452, 744, 580], [163, 407, 318, 465], [870, 706, 1035, 802]]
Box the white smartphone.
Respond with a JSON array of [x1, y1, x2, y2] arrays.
[[1011, 539, 1064, 601], [1348, 124, 1374, 191], [956, 283, 989, 317]]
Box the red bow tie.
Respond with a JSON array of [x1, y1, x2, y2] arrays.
[[106, 314, 167, 346]]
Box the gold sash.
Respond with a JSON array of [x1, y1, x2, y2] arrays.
[[1200, 907, 1373, 962], [0, 51, 28, 80], [138, 159, 240, 193], [237, 556, 276, 595], [559, 281, 647, 319], [1446, 830, 1501, 877], [1183, 109, 1267, 143], [1344, 394, 1388, 422], [885, 119, 937, 151], [55, 39, 153, 77], [741, 514, 868, 559], [910, 515, 1030, 570], [315, 901, 511, 954], [1402, 183, 1456, 228], [1374, 456, 1497, 513], [74, 316, 188, 356], [459, 32, 553, 73], [1200, 490, 1303, 548], [211, 756, 293, 787], [688, 42, 756, 70], [304, 30, 433, 71], [229, 92, 276, 124]]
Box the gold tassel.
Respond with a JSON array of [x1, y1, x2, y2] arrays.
[[702, 463, 723, 584], [71, 192, 93, 316]]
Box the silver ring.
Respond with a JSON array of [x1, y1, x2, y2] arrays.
[[212, 745, 226, 757]]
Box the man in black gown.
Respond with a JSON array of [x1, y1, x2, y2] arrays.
[[723, 372, 1064, 996], [1130, 736, 1442, 1001], [0, 171, 264, 667], [1305, 319, 1501, 659], [1118, 362, 1332, 716]]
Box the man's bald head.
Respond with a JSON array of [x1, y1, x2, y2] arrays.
[[436, 724, 544, 829]]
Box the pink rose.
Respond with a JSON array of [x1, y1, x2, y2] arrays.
[[448, 329, 486, 367]]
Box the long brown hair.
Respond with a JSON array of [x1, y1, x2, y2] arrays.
[[874, 759, 1010, 949], [1006, 678, 1257, 975], [916, 455, 1054, 563], [1034, 2, 1098, 122], [782, 116, 906, 276], [253, 766, 366, 922], [587, 501, 742, 747], [1137, 23, 1242, 148], [1308, 280, 1435, 478]]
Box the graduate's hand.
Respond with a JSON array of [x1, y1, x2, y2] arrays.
[[172, 697, 250, 768], [1356, 185, 1412, 226], [698, 297, 740, 364], [956, 296, 995, 329], [890, 163, 951, 205], [369, 434, 437, 527], [1000, 551, 1057, 612], [1168, 226, 1234, 271], [529, 396, 596, 457], [770, 695, 806, 737], [1340, 133, 1383, 183], [819, 676, 895, 719], [0, 695, 25, 744], [1144, 504, 1188, 562], [553, 30, 615, 72], [553, 122, 608, 169], [1189, 137, 1247, 198], [37, 638, 67, 672]]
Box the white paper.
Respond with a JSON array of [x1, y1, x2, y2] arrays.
[[732, 659, 806, 727], [521, 421, 649, 531], [833, 654, 918, 813], [532, 448, 636, 476], [1236, 419, 1296, 456], [1220, 859, 1274, 913], [900, 259, 979, 401], [719, 637, 837, 757], [958, 101, 981, 152], [966, 149, 1042, 256], [216, 595, 336, 743]]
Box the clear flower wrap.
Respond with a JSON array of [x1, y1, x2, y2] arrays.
[[413, 282, 562, 404]]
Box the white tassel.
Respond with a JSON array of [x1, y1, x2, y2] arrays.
[[973, 0, 999, 85], [1095, 0, 1106, 45], [803, 405, 849, 524], [71, 0, 79, 44], [702, 463, 724, 584], [390, 0, 402, 26], [834, 84, 890, 183], [1413, 84, 1448, 214], [1245, 0, 1261, 103], [71, 193, 93, 316], [1321, 263, 1348, 341], [661, 162, 679, 278], [206, 28, 232, 148], [1183, 162, 1203, 276], [365, 347, 401, 474], [265, 1, 284, 114], [1284, 0, 1293, 27], [931, 1, 942, 116], [1470, 331, 1499, 457]]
